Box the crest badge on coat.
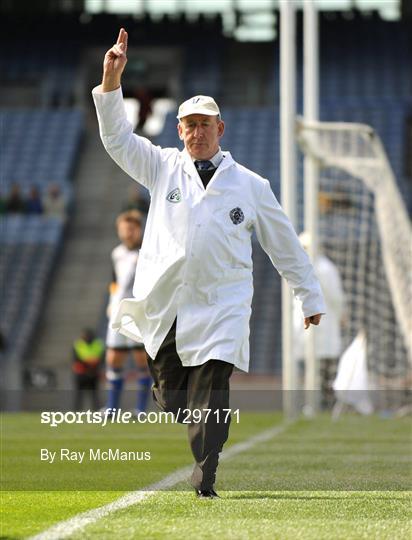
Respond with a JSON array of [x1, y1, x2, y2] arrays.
[[229, 207, 244, 225], [166, 187, 182, 203]]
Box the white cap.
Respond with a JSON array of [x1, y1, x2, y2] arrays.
[[177, 95, 220, 119]]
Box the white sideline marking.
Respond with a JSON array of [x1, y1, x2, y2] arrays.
[[29, 422, 289, 540]]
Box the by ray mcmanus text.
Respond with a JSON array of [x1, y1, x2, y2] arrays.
[[40, 448, 152, 464]]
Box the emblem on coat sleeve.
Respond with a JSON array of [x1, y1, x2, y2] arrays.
[[229, 207, 244, 225], [166, 187, 182, 203]]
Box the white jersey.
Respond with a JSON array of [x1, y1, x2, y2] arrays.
[[111, 244, 139, 306], [293, 254, 345, 359], [106, 244, 141, 349]]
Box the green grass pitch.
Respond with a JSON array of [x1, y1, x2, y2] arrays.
[[1, 412, 411, 539]]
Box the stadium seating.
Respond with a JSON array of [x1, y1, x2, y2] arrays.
[[0, 42, 80, 106], [0, 216, 65, 366], [0, 108, 83, 369], [0, 109, 83, 190], [183, 43, 223, 100]]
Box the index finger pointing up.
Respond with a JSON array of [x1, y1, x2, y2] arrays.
[[116, 28, 128, 51]]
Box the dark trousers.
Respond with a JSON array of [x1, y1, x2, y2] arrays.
[[73, 374, 99, 411], [146, 319, 234, 491]]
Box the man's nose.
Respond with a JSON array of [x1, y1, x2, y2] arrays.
[[193, 125, 204, 137]]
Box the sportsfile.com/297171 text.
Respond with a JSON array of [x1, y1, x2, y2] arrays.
[[40, 408, 240, 428]]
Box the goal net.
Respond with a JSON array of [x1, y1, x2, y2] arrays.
[[296, 119, 411, 399]]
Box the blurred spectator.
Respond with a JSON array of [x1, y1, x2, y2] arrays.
[[293, 232, 346, 409], [25, 185, 43, 215], [123, 185, 149, 216], [135, 86, 153, 132], [43, 183, 67, 221], [0, 330, 6, 353], [72, 328, 104, 411], [6, 184, 25, 214], [0, 194, 6, 215]]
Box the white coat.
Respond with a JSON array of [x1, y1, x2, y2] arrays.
[[92, 86, 326, 372]]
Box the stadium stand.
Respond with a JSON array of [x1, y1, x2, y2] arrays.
[[0, 42, 80, 107], [183, 42, 223, 100], [0, 216, 64, 366], [0, 107, 83, 380], [1, 109, 83, 188]]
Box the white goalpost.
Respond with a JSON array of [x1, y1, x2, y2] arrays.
[[280, 0, 298, 418], [296, 119, 412, 394]]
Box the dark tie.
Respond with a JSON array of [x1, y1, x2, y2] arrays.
[[194, 160, 216, 188], [194, 160, 213, 171]]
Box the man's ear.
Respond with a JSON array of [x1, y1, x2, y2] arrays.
[[218, 120, 225, 138], [177, 122, 184, 141]]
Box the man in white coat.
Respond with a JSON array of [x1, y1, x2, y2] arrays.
[[93, 29, 326, 498]]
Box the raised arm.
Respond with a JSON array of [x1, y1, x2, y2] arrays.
[[102, 28, 128, 92], [92, 29, 162, 191]]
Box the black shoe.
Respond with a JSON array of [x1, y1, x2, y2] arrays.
[[195, 489, 219, 499]]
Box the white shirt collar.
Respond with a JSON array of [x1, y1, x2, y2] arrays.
[[191, 148, 224, 168]]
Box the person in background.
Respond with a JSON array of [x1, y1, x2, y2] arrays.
[[43, 183, 67, 221], [0, 330, 6, 354], [104, 210, 151, 416], [0, 193, 6, 215], [122, 184, 150, 216], [25, 185, 43, 214], [293, 231, 346, 409], [6, 183, 25, 214], [134, 86, 153, 132], [72, 328, 104, 411]]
